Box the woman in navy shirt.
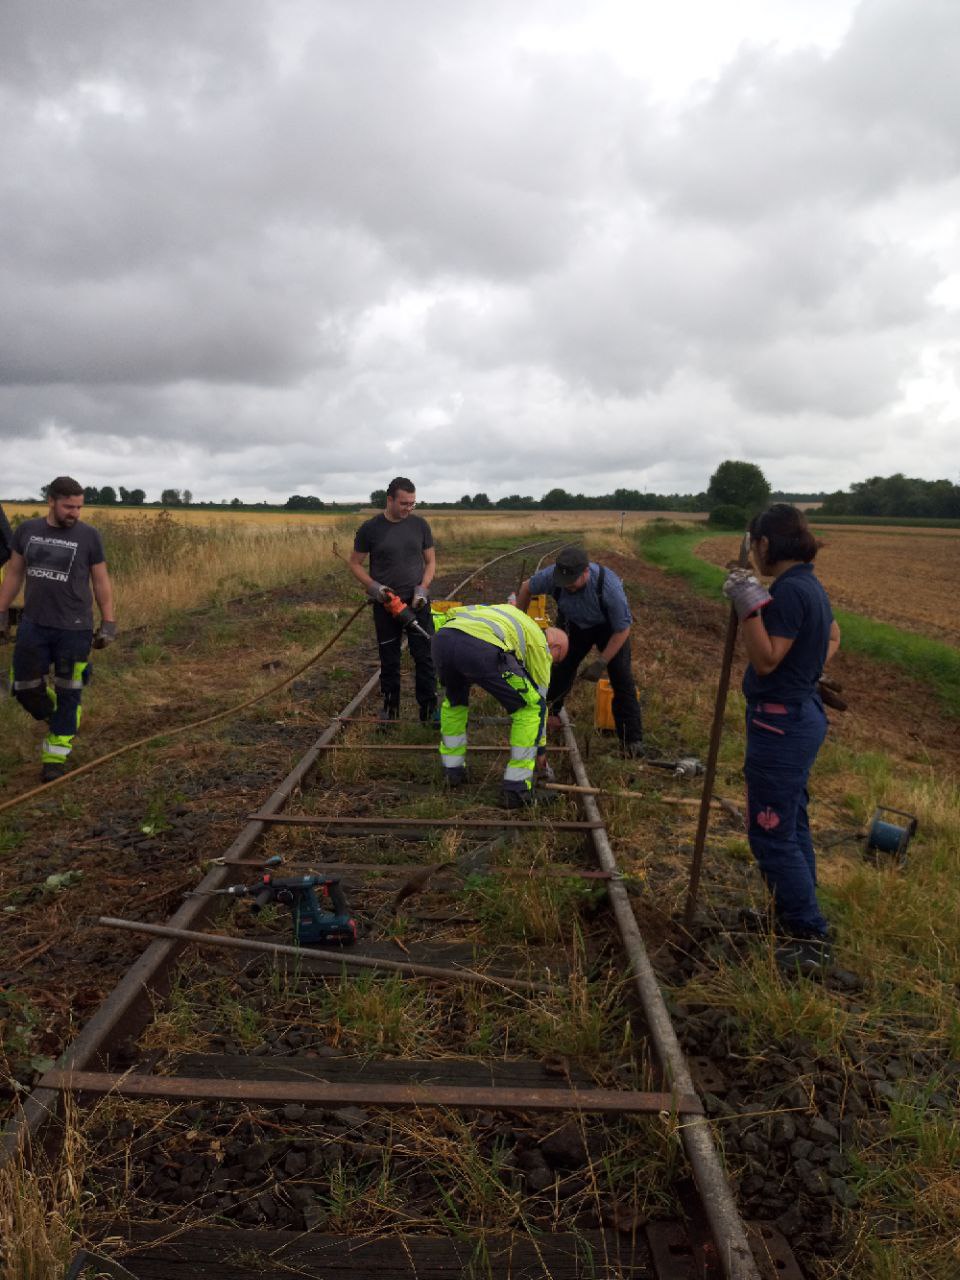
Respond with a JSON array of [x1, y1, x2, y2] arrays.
[[723, 504, 841, 974]]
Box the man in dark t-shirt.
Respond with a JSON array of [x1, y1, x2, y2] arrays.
[[349, 477, 437, 721], [0, 476, 117, 782]]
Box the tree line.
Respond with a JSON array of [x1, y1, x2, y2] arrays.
[[23, 466, 957, 520], [818, 474, 960, 519]]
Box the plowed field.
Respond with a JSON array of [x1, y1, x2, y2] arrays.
[[696, 527, 960, 646]]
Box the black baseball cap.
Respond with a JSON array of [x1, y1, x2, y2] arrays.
[[553, 545, 590, 586]]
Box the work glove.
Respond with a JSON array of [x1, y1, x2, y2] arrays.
[[93, 620, 117, 649], [580, 658, 607, 682], [536, 750, 556, 782], [366, 582, 390, 604], [817, 674, 848, 712], [722, 568, 772, 621], [412, 586, 429, 610]]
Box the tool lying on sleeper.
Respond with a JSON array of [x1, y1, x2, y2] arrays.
[[206, 871, 357, 946], [645, 756, 706, 779]]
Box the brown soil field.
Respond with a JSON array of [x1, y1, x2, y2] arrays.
[[696, 528, 960, 647]]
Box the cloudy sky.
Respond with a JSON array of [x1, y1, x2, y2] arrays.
[[2, 0, 959, 503]]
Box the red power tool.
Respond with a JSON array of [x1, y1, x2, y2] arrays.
[[381, 589, 431, 639]]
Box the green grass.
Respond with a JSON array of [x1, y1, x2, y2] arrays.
[[633, 525, 960, 716]]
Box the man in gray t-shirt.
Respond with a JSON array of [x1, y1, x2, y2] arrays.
[[348, 476, 438, 721], [0, 476, 117, 782]]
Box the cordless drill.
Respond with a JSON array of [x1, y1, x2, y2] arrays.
[[381, 588, 431, 640], [219, 873, 357, 946]]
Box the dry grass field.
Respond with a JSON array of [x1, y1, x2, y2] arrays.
[[695, 527, 960, 647], [0, 504, 684, 629]]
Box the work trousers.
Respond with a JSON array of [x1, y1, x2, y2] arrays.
[[372, 597, 436, 713], [433, 628, 545, 794], [547, 622, 643, 744], [744, 696, 830, 938], [12, 618, 93, 764]]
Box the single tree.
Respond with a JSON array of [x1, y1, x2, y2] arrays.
[[183, 489, 193, 505], [99, 485, 118, 504], [160, 488, 182, 506], [369, 489, 388, 506], [706, 461, 770, 516], [82, 486, 100, 503]]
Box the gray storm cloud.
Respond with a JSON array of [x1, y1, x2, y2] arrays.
[[1, 0, 959, 500]]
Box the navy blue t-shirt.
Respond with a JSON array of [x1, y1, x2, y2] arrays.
[[742, 563, 833, 703]]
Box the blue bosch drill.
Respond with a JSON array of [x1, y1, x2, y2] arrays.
[[221, 873, 357, 946]]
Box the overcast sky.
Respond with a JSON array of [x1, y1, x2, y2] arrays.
[[2, 0, 959, 503]]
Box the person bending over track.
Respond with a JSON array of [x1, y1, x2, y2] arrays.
[[431, 602, 568, 809]]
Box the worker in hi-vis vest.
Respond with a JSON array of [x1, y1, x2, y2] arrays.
[[431, 602, 567, 809]]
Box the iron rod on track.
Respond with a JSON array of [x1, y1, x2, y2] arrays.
[[44, 1070, 701, 1116], [558, 710, 762, 1280], [96, 916, 558, 994], [249, 813, 603, 831]]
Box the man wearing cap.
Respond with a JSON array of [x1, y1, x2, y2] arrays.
[[516, 546, 644, 757]]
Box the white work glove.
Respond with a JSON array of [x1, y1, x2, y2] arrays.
[[366, 582, 390, 604], [722, 569, 772, 621], [412, 586, 429, 610]]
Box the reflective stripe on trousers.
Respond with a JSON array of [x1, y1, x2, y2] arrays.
[[439, 702, 468, 769]]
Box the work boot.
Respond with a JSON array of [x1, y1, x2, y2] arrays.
[[775, 934, 833, 978], [443, 767, 468, 788], [536, 756, 556, 782], [40, 761, 66, 783], [622, 739, 648, 760], [377, 696, 400, 724], [419, 698, 440, 726], [501, 787, 558, 811]]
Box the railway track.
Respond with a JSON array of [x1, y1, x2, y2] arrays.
[[1, 540, 803, 1280]]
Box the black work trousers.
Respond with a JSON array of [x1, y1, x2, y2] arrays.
[[547, 622, 643, 744], [372, 600, 437, 711]]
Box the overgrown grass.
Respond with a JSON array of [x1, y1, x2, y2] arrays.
[[632, 523, 960, 716], [0, 1104, 86, 1280]]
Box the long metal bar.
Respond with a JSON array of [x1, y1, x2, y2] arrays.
[[44, 1070, 701, 1116], [559, 710, 761, 1280], [249, 813, 602, 831], [223, 859, 613, 880], [94, 917, 556, 994], [311, 743, 571, 751], [0, 670, 381, 1167]]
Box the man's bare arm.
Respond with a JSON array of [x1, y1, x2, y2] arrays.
[[0, 551, 26, 612], [419, 546, 436, 592], [348, 549, 376, 592], [90, 561, 115, 622]]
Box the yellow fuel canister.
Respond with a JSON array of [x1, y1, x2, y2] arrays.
[[525, 594, 549, 630], [594, 677, 615, 731]]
